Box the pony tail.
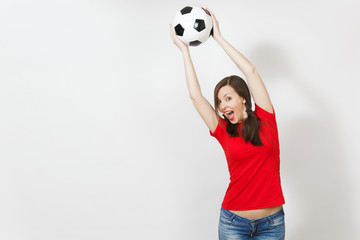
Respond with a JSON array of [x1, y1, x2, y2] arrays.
[[242, 110, 263, 146]]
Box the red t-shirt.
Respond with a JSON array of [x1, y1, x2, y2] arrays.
[[210, 104, 285, 210]]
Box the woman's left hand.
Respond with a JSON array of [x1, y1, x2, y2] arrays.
[[206, 8, 222, 41]]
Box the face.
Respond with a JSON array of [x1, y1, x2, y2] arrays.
[[217, 85, 247, 124]]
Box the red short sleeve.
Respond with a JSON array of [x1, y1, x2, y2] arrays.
[[210, 117, 226, 141], [254, 104, 276, 122]]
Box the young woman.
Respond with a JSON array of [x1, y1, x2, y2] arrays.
[[169, 9, 285, 240]]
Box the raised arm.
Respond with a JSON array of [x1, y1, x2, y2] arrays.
[[207, 9, 273, 114], [169, 25, 218, 133]]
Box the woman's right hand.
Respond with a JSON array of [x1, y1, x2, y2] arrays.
[[169, 24, 189, 53]]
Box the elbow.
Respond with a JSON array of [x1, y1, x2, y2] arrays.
[[189, 93, 203, 102], [250, 65, 257, 74], [189, 89, 203, 101], [249, 65, 257, 74], [245, 65, 258, 77]]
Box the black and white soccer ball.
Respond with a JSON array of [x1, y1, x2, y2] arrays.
[[172, 5, 213, 47]]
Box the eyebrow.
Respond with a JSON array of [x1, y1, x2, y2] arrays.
[[217, 93, 231, 101]]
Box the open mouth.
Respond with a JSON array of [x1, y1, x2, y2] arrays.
[[225, 111, 235, 121]]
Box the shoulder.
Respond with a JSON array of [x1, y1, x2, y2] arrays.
[[254, 104, 276, 121], [210, 116, 227, 138]]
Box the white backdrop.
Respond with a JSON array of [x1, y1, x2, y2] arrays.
[[1, 0, 359, 239]]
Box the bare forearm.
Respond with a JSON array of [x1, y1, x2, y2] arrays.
[[182, 49, 202, 99], [216, 36, 256, 76]]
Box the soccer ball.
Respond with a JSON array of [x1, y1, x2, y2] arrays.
[[172, 5, 213, 47]]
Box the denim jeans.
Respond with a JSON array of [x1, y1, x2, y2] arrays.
[[218, 207, 285, 240]]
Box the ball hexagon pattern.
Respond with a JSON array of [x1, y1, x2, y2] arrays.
[[172, 5, 213, 47]]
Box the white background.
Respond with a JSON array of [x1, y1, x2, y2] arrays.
[[1, 0, 359, 239]]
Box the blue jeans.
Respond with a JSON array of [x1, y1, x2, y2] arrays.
[[218, 207, 285, 240]]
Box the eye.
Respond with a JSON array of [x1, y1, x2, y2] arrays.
[[217, 100, 221, 104], [226, 97, 232, 101]]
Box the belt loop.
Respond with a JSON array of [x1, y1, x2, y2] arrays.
[[229, 213, 236, 221], [267, 215, 274, 224]]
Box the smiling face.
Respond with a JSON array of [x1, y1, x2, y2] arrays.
[[217, 85, 247, 124]]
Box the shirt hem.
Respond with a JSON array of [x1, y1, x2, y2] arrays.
[[222, 199, 285, 211]]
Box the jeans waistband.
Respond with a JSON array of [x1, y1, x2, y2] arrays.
[[221, 207, 284, 224]]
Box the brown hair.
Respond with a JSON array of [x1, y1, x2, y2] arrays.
[[214, 75, 263, 146]]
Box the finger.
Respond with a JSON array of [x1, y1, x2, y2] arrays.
[[169, 24, 176, 38], [169, 24, 182, 44], [207, 11, 217, 24], [169, 24, 174, 34], [206, 8, 215, 18], [169, 24, 179, 38]]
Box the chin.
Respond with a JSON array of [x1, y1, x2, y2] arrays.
[[232, 118, 242, 124], [228, 119, 237, 124]]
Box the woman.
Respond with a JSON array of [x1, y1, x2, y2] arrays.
[[169, 9, 285, 240]]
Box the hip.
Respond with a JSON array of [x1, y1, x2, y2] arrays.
[[219, 206, 285, 240]]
